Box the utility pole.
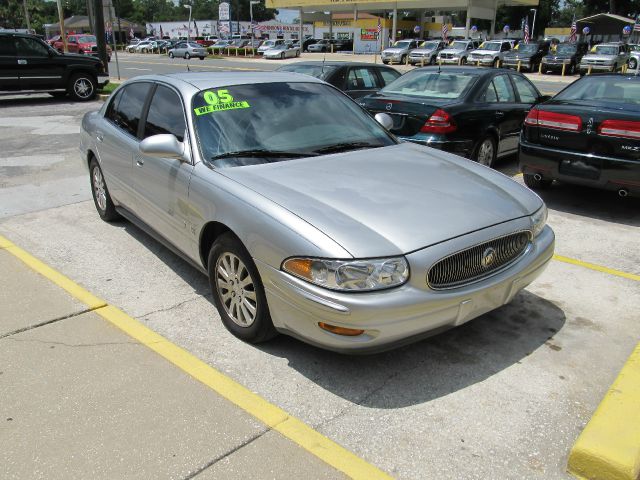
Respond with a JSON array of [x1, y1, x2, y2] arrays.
[[55, 0, 67, 52], [93, 0, 109, 73], [22, 0, 31, 31]]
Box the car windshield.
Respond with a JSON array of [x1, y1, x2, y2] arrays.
[[192, 82, 395, 168], [517, 44, 538, 53], [593, 45, 618, 55], [77, 35, 96, 43], [419, 41, 439, 50], [392, 41, 412, 48], [478, 42, 501, 51], [450, 41, 469, 49], [555, 44, 576, 54], [555, 76, 640, 105], [263, 41, 275, 46], [271, 45, 287, 50], [277, 64, 338, 79], [188, 43, 200, 48], [381, 71, 478, 99]]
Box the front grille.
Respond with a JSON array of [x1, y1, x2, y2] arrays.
[[441, 53, 453, 59], [427, 231, 531, 290]]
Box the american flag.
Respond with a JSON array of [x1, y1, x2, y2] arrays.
[[194, 20, 199, 37], [523, 22, 530, 44], [376, 17, 382, 35], [441, 23, 448, 40], [160, 25, 164, 38], [129, 27, 134, 38], [253, 23, 267, 31], [634, 15, 640, 32], [569, 19, 577, 42], [219, 22, 230, 33]]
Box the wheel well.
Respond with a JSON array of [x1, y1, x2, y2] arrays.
[[199, 221, 233, 269], [70, 69, 97, 82], [86, 149, 96, 167], [473, 130, 499, 156]]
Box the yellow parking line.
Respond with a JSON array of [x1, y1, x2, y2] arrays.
[[0, 233, 392, 480], [553, 254, 640, 282], [568, 341, 640, 480]]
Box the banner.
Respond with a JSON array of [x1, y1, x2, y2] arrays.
[[360, 28, 378, 41]]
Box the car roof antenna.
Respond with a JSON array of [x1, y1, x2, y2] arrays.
[[322, 52, 326, 74]]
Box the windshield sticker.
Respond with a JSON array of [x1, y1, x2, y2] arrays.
[[194, 89, 250, 115]]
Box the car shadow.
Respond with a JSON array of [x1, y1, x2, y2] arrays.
[[257, 290, 565, 408], [535, 183, 640, 227]]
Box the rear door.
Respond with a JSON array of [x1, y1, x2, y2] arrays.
[[345, 66, 384, 98], [485, 74, 521, 154], [0, 35, 19, 91], [509, 73, 540, 141], [15, 36, 65, 90], [133, 83, 194, 253]]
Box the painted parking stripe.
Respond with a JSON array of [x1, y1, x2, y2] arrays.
[[552, 254, 640, 282], [0, 234, 392, 480]]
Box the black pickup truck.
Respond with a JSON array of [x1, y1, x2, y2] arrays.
[[0, 32, 109, 101]]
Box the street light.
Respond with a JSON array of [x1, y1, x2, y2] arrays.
[[185, 4, 192, 42], [250, 0, 260, 52], [530, 8, 537, 40]]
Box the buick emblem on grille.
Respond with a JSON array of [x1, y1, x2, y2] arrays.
[[386, 103, 393, 111], [481, 247, 497, 268]]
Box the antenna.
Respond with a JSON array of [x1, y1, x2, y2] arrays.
[[322, 52, 326, 73]]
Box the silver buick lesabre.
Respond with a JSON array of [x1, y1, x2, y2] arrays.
[[80, 72, 554, 353]]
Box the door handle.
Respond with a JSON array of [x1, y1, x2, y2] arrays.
[[96, 132, 104, 142], [136, 158, 144, 167], [17, 59, 27, 65]]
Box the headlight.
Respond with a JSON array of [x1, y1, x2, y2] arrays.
[[282, 256, 409, 292], [530, 205, 548, 238]]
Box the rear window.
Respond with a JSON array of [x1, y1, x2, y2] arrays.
[[555, 76, 640, 105], [381, 71, 478, 100]]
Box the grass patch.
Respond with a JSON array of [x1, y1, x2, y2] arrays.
[[99, 82, 120, 95]]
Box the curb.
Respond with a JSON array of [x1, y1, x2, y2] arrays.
[[567, 342, 640, 480]]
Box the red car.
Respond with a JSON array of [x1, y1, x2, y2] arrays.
[[52, 34, 112, 62]]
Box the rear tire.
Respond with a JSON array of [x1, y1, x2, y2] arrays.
[[208, 233, 277, 344], [184, 52, 190, 59], [89, 158, 120, 222], [474, 136, 496, 167], [68, 72, 97, 101], [523, 173, 553, 190]]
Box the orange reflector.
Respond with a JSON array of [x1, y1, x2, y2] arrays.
[[283, 258, 313, 280], [318, 322, 365, 336]]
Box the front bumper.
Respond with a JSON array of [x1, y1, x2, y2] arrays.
[[502, 59, 533, 70], [257, 219, 555, 353], [469, 57, 495, 66], [519, 139, 640, 194], [579, 63, 615, 72], [541, 60, 571, 71], [437, 57, 462, 64]]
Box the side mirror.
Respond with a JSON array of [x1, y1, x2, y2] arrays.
[[139, 134, 185, 160], [374, 112, 394, 130]]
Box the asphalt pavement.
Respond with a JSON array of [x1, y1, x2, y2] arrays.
[[1, 88, 639, 478], [108, 51, 576, 95]]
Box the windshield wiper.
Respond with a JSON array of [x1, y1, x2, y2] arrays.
[[314, 142, 381, 154], [212, 149, 316, 160]]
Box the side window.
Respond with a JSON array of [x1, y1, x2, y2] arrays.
[[105, 88, 124, 122], [347, 68, 378, 90], [379, 68, 400, 86], [501, 42, 510, 52], [493, 75, 516, 102], [15, 37, 49, 57], [482, 81, 498, 103], [143, 85, 186, 142], [108, 82, 152, 138], [511, 75, 539, 104], [0, 36, 16, 56]]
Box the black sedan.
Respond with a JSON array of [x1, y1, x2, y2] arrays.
[[359, 66, 548, 166], [276, 61, 401, 99], [519, 74, 640, 196]]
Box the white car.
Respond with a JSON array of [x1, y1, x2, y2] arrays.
[[381, 39, 420, 65], [468, 40, 512, 67], [132, 41, 153, 53], [257, 39, 285, 55], [436, 40, 480, 65], [263, 42, 300, 59], [628, 44, 640, 72]]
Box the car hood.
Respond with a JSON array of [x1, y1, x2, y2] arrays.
[[544, 53, 574, 60], [383, 48, 406, 54], [470, 49, 498, 55], [582, 54, 616, 61], [504, 51, 535, 59], [218, 143, 541, 257], [410, 48, 436, 54], [439, 48, 465, 55]]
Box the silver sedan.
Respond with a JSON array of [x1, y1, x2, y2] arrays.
[[168, 41, 207, 60], [263, 43, 300, 60], [80, 72, 554, 353]]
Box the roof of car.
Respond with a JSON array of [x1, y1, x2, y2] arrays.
[[131, 72, 325, 92], [279, 61, 395, 68]]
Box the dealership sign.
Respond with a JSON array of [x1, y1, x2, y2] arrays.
[[219, 2, 230, 21]]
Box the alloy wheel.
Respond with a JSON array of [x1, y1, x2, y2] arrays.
[[74, 77, 93, 99], [215, 252, 257, 327], [477, 139, 494, 166]]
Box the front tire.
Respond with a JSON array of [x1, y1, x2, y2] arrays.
[[68, 72, 97, 101], [89, 158, 120, 222], [474, 136, 496, 167], [184, 52, 190, 59], [208, 233, 277, 344], [169, 51, 174, 58]]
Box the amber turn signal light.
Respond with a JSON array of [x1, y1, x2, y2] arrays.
[[318, 322, 365, 336]]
